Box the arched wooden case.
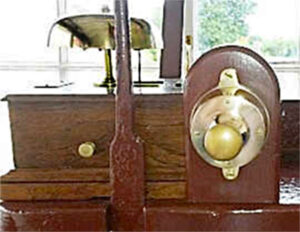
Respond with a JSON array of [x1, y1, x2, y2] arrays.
[[184, 46, 281, 203]]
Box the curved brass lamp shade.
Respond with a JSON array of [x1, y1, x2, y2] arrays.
[[48, 14, 162, 88]]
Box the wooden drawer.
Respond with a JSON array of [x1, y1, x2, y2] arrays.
[[7, 95, 115, 169], [6, 95, 298, 171], [6, 94, 185, 173]]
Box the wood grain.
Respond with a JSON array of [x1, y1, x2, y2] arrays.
[[0, 167, 185, 183], [0, 182, 185, 201], [1, 160, 297, 202], [7, 95, 296, 171], [0, 182, 111, 201], [8, 95, 114, 169]]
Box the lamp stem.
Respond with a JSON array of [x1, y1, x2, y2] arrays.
[[138, 50, 142, 83], [104, 49, 113, 80], [95, 49, 116, 88]]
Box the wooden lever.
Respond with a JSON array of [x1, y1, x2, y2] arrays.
[[110, 0, 145, 231]]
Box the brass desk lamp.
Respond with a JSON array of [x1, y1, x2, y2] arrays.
[[48, 14, 162, 88]]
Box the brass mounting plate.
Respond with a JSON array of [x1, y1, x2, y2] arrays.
[[190, 69, 270, 180]]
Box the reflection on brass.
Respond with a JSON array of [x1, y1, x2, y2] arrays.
[[48, 14, 162, 88], [185, 35, 193, 46], [185, 35, 193, 74], [204, 124, 243, 161], [78, 142, 96, 158], [190, 68, 269, 180]]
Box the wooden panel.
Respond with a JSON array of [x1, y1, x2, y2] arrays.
[[0, 200, 108, 231], [135, 94, 185, 170], [184, 46, 280, 203], [8, 95, 114, 169], [0, 168, 109, 182], [0, 155, 298, 201], [0, 167, 185, 183], [0, 183, 111, 201], [0, 181, 185, 201], [5, 95, 298, 179], [6, 94, 185, 172], [146, 182, 185, 200], [145, 201, 300, 231], [281, 101, 299, 152]]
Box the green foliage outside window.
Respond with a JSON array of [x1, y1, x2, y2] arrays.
[[197, 0, 298, 59], [197, 0, 256, 52]]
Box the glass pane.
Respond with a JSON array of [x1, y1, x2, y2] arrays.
[[195, 0, 299, 62], [0, 0, 58, 64]]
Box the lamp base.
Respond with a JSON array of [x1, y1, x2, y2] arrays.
[[133, 81, 163, 88], [94, 79, 117, 88]]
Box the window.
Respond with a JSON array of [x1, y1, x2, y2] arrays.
[[0, 0, 58, 65], [0, 0, 164, 81], [194, 0, 300, 63], [191, 0, 300, 99]]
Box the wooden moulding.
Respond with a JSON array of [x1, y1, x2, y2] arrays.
[[0, 182, 186, 201], [184, 46, 281, 203], [0, 167, 186, 183], [0, 159, 297, 202]]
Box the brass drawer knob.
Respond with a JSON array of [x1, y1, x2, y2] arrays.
[[78, 142, 96, 158]]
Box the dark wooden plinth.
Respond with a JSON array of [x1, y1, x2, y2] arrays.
[[145, 201, 300, 231], [0, 200, 108, 231]]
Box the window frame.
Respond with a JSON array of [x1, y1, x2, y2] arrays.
[[0, 0, 299, 75]]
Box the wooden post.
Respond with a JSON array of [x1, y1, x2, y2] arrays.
[[110, 0, 145, 231], [160, 0, 185, 79]]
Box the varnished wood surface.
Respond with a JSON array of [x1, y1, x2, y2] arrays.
[[6, 95, 297, 173], [8, 95, 114, 169], [0, 200, 108, 231], [281, 100, 300, 152], [0, 182, 111, 201], [184, 46, 281, 203], [1, 199, 298, 231], [0, 182, 186, 201], [2, 95, 298, 202], [6, 94, 185, 173], [110, 1, 145, 230], [145, 201, 300, 231], [0, 159, 297, 201]]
